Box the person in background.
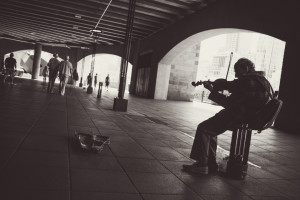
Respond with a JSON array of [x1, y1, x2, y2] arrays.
[[72, 69, 79, 88], [47, 53, 60, 93], [94, 73, 98, 88], [105, 74, 110, 91], [87, 73, 92, 87], [58, 55, 73, 96], [3, 53, 17, 86], [42, 66, 48, 83]]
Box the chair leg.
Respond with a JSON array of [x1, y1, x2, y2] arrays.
[[227, 125, 252, 180]]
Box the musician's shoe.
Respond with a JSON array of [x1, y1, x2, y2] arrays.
[[182, 162, 208, 174], [208, 163, 219, 174]]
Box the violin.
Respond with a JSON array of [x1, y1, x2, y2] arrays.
[[191, 78, 227, 87], [191, 80, 208, 87]]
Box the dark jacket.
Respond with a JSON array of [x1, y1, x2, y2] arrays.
[[208, 71, 270, 128]]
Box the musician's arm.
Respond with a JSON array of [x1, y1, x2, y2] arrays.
[[208, 91, 229, 108], [207, 79, 237, 108]]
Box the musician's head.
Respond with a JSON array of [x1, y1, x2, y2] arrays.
[[234, 58, 255, 78]]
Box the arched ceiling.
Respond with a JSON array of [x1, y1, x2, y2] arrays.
[[0, 0, 222, 48]]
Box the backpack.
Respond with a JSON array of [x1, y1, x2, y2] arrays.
[[248, 77, 283, 133], [73, 71, 79, 81]]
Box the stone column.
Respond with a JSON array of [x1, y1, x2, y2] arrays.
[[113, 0, 136, 112], [32, 43, 42, 79]]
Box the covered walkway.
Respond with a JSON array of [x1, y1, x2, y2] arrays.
[[0, 78, 299, 200]]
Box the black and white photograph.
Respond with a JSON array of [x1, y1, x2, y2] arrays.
[[0, 0, 299, 199]]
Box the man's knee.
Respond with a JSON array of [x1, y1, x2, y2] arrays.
[[196, 124, 219, 137]]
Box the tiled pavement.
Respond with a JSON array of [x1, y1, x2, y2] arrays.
[[0, 78, 299, 200]]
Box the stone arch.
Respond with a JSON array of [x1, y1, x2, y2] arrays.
[[77, 53, 132, 90], [155, 28, 285, 101], [3, 49, 64, 75]]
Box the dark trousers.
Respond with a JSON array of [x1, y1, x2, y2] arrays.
[[59, 75, 69, 95], [190, 109, 240, 168], [47, 76, 56, 93], [190, 124, 219, 168]]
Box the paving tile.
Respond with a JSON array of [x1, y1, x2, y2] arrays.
[[126, 131, 156, 139], [1, 189, 69, 200], [134, 138, 169, 147], [258, 179, 299, 199], [0, 166, 69, 190], [142, 193, 203, 200], [259, 145, 292, 152], [20, 135, 69, 152], [248, 153, 280, 166], [264, 166, 300, 179], [143, 145, 190, 161], [200, 195, 253, 200], [162, 140, 192, 149], [225, 177, 283, 196], [289, 179, 300, 187], [180, 175, 244, 196], [70, 155, 123, 171], [0, 134, 24, 148], [0, 148, 15, 169], [29, 127, 68, 137], [171, 147, 193, 158], [69, 125, 100, 135], [250, 196, 291, 200], [71, 169, 137, 193], [108, 135, 136, 143], [72, 192, 142, 200], [7, 150, 69, 168], [161, 160, 194, 175], [118, 158, 170, 174], [247, 166, 283, 179], [109, 141, 154, 159], [128, 172, 194, 194], [97, 129, 128, 136]]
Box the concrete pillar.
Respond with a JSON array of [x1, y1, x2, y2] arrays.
[[0, 53, 4, 71], [32, 43, 42, 79], [154, 63, 171, 100]]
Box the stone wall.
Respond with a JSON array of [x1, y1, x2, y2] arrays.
[[167, 44, 200, 101]]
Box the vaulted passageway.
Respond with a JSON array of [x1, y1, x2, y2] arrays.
[[155, 29, 285, 103]]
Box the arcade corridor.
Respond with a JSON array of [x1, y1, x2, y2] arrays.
[[0, 78, 299, 200]]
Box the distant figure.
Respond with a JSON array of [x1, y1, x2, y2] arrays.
[[42, 66, 48, 82], [94, 73, 98, 88], [58, 55, 73, 96], [3, 53, 17, 86], [47, 53, 60, 93], [72, 69, 79, 88], [105, 74, 110, 91], [87, 73, 92, 86]]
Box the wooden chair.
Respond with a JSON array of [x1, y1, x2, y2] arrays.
[[226, 124, 252, 179]]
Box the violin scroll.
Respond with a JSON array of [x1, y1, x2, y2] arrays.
[[191, 78, 226, 87], [191, 81, 203, 87]]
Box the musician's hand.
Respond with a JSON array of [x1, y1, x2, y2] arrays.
[[203, 81, 213, 91]]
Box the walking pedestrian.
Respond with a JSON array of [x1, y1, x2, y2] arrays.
[[3, 53, 17, 86], [47, 53, 60, 93], [105, 74, 110, 91], [58, 55, 73, 96]]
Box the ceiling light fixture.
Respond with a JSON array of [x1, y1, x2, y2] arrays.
[[90, 0, 113, 37], [75, 14, 82, 19], [90, 29, 102, 33]]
